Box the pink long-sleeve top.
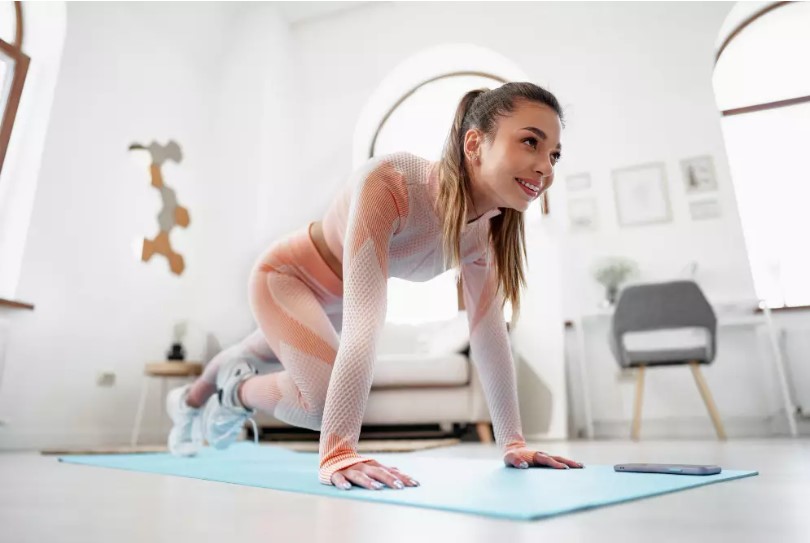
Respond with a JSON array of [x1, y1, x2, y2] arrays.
[[317, 151, 529, 484]]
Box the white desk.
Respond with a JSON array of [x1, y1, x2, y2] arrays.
[[573, 302, 798, 438]]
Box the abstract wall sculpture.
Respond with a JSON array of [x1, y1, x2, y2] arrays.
[[129, 140, 189, 275]]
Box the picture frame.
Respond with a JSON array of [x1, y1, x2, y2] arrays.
[[680, 155, 718, 193], [567, 197, 598, 231], [612, 162, 672, 227]]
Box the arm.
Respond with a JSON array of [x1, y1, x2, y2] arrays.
[[460, 249, 534, 463], [317, 162, 406, 485]]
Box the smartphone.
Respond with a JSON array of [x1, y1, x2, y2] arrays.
[[614, 463, 721, 475]]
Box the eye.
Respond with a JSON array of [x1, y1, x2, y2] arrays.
[[552, 152, 562, 164], [522, 137, 538, 149]]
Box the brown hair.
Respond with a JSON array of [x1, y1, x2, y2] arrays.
[[437, 82, 564, 324]]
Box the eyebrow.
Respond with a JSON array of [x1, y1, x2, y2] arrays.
[[521, 126, 562, 151]]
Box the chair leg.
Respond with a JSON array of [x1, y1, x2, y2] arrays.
[[689, 361, 727, 441], [475, 422, 494, 444], [631, 365, 646, 441], [131, 377, 149, 446]]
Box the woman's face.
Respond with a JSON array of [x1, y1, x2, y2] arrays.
[[464, 100, 562, 214]]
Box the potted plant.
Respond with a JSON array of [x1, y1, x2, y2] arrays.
[[591, 257, 640, 306]]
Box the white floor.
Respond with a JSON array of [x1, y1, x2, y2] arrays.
[[1, 438, 808, 543]]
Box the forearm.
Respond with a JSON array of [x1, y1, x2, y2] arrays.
[[469, 315, 528, 453]]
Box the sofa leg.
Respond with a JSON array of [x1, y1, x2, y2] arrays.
[[475, 422, 494, 444]]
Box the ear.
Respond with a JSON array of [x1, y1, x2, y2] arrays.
[[463, 128, 483, 159]]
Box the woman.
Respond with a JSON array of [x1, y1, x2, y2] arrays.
[[166, 82, 583, 491]]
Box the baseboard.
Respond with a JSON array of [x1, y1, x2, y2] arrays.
[[0, 423, 473, 452], [592, 412, 809, 439]]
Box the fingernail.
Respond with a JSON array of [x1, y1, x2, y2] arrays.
[[519, 461, 529, 469], [341, 482, 351, 490], [372, 481, 384, 489], [393, 480, 404, 489], [411, 480, 420, 487], [563, 465, 569, 469]]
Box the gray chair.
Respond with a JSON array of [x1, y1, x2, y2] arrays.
[[608, 280, 727, 440]]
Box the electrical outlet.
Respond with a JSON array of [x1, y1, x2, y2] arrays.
[[96, 371, 116, 387]]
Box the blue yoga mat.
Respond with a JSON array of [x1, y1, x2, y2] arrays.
[[59, 442, 757, 521]]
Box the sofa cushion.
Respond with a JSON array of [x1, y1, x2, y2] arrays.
[[423, 311, 470, 356], [377, 312, 470, 356], [371, 352, 470, 388]]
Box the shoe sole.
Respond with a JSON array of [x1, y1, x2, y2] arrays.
[[166, 385, 201, 456]]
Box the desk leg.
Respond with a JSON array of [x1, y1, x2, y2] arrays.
[[762, 305, 798, 437], [131, 377, 149, 446], [575, 319, 594, 439], [160, 378, 168, 435]]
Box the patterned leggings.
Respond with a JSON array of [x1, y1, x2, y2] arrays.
[[188, 222, 344, 431]]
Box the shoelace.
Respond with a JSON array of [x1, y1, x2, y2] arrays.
[[248, 417, 259, 446]]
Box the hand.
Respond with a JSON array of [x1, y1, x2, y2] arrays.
[[331, 459, 420, 491], [503, 448, 584, 470]]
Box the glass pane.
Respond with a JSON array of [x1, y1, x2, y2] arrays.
[[720, 102, 810, 307], [0, 2, 15, 46], [0, 47, 13, 116], [713, 2, 810, 111], [375, 74, 506, 324], [374, 75, 505, 160]]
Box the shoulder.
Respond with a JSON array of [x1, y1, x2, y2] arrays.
[[350, 151, 431, 210]]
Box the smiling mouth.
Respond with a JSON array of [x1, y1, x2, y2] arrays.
[[515, 178, 540, 197]]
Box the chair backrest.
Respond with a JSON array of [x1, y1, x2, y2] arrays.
[[609, 280, 717, 363]]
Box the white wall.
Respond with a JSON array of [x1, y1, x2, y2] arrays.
[[2, 2, 807, 449], [0, 2, 301, 449]]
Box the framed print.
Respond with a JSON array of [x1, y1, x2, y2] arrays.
[[681, 155, 718, 193], [566, 172, 591, 192], [689, 198, 722, 220], [612, 162, 672, 227], [567, 197, 598, 231]]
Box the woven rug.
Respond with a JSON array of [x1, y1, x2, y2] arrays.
[[43, 437, 460, 456]]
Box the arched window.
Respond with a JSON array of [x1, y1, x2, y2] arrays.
[[0, 1, 29, 176], [0, 1, 66, 298], [354, 45, 531, 324], [373, 73, 507, 325], [713, 1, 810, 309]]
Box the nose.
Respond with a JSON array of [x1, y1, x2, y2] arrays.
[[535, 157, 555, 187]]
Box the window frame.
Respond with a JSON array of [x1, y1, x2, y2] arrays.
[[0, 1, 30, 178]]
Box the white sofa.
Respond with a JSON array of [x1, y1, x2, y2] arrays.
[[251, 312, 495, 442]]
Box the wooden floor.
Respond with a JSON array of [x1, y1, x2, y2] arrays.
[[2, 438, 808, 543]]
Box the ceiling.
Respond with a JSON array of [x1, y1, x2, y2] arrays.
[[272, 1, 373, 25]]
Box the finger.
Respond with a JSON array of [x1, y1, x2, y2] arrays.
[[534, 452, 569, 469], [387, 466, 420, 487], [345, 470, 385, 490], [503, 453, 529, 469], [365, 466, 404, 490], [331, 473, 353, 491], [551, 455, 584, 468]]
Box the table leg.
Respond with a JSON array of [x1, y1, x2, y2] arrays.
[[762, 305, 798, 437], [575, 319, 594, 439], [131, 377, 149, 446]]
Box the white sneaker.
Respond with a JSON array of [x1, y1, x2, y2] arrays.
[[201, 359, 259, 450], [166, 384, 204, 457]]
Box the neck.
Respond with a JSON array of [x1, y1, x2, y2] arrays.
[[465, 165, 497, 223]]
